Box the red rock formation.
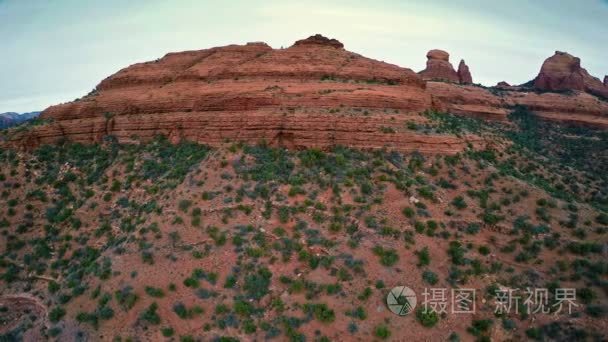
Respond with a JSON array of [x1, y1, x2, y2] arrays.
[[534, 51, 608, 98], [428, 81, 608, 127], [496, 81, 510, 87], [7, 35, 483, 153], [457, 59, 473, 84], [604, 75, 608, 87], [4, 36, 608, 153], [419, 50, 459, 83]]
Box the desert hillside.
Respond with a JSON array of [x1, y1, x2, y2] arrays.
[[1, 106, 608, 341], [1, 35, 608, 342]]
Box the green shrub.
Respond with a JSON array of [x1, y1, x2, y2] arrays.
[[467, 319, 493, 336], [414, 221, 426, 233], [161, 327, 174, 337], [416, 247, 431, 267], [49, 307, 66, 323], [145, 286, 165, 298], [140, 303, 161, 325], [346, 306, 367, 320], [372, 246, 399, 267], [173, 302, 204, 319], [374, 325, 391, 339], [451, 196, 467, 210], [234, 299, 254, 316], [243, 267, 272, 300], [478, 246, 490, 256], [422, 270, 438, 285], [115, 286, 138, 311], [416, 307, 438, 327], [357, 287, 372, 301], [465, 223, 481, 235], [304, 303, 335, 323], [402, 207, 415, 218], [596, 213, 608, 225], [178, 199, 192, 212], [586, 305, 606, 317], [110, 179, 121, 192]]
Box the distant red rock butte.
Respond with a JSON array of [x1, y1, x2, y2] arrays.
[[4, 35, 608, 152], [534, 51, 608, 99]]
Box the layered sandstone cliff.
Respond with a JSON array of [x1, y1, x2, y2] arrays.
[[428, 81, 608, 127], [4, 36, 608, 152], [6, 35, 479, 153]]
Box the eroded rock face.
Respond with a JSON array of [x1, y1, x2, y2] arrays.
[[419, 49, 459, 82], [428, 81, 608, 127], [5, 36, 608, 152], [534, 51, 608, 98], [604, 76, 608, 87], [293, 34, 344, 49], [457, 60, 473, 84], [11, 35, 483, 153]]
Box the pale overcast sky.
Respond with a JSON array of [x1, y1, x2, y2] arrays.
[[1, 0, 607, 113]]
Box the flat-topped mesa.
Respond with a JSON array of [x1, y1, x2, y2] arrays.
[[457, 59, 473, 84], [292, 34, 344, 49], [534, 51, 608, 98]]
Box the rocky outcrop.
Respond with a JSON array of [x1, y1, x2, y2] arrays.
[[6, 35, 483, 154], [534, 51, 608, 98], [293, 34, 344, 49], [428, 81, 608, 127], [7, 111, 480, 153], [604, 75, 608, 87], [419, 49, 459, 83], [4, 36, 608, 153], [419, 51, 473, 85], [457, 60, 472, 84]]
